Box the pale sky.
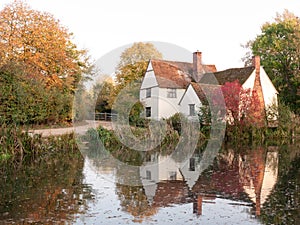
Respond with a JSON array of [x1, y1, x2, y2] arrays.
[[1, 0, 300, 72]]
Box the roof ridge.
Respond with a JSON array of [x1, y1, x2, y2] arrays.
[[213, 66, 255, 74], [151, 58, 215, 67]]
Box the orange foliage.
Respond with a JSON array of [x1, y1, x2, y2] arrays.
[[0, 0, 90, 91]]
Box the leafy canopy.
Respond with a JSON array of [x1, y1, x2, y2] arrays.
[[0, 0, 91, 91], [117, 42, 162, 70], [243, 10, 300, 114], [107, 42, 162, 108]]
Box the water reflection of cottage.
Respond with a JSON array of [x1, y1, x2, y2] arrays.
[[140, 150, 205, 205], [139, 146, 279, 218], [240, 146, 279, 216]]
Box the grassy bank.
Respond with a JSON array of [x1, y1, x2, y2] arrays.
[[0, 123, 78, 163]]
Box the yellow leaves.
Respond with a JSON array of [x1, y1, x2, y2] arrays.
[[0, 0, 91, 92]]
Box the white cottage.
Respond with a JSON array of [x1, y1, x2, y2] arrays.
[[140, 52, 278, 123], [139, 52, 216, 120], [140, 151, 204, 204]]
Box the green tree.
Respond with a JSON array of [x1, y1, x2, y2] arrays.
[[244, 10, 300, 114], [108, 42, 162, 114], [93, 77, 115, 113], [0, 62, 72, 124]]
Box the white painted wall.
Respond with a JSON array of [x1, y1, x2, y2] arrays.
[[179, 84, 202, 118], [242, 67, 278, 120], [158, 155, 183, 181], [242, 70, 256, 90], [242, 67, 278, 109], [180, 156, 203, 189], [157, 88, 185, 119], [140, 86, 159, 119], [260, 67, 278, 108], [140, 154, 159, 204], [140, 61, 160, 120], [140, 62, 158, 89]]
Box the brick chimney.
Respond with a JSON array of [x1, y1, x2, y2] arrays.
[[252, 55, 260, 75], [193, 51, 203, 82], [252, 55, 266, 127]]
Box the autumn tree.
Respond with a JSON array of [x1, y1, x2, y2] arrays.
[[0, 62, 73, 124], [0, 1, 92, 124], [0, 0, 91, 91], [93, 77, 114, 113], [210, 80, 264, 127], [117, 42, 163, 69], [113, 42, 163, 96], [243, 10, 300, 114], [107, 42, 162, 125]]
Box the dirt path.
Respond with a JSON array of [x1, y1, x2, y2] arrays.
[[29, 120, 113, 137]]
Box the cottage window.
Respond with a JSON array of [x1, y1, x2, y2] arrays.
[[146, 170, 151, 180], [146, 88, 151, 98], [189, 104, 195, 116], [146, 107, 151, 117], [167, 88, 177, 98], [169, 171, 177, 180], [189, 158, 195, 171]]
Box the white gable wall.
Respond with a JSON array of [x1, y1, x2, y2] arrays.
[[140, 63, 158, 89], [179, 85, 202, 118], [158, 88, 185, 119], [260, 67, 278, 108], [242, 70, 256, 90], [242, 67, 278, 110], [140, 62, 160, 120]]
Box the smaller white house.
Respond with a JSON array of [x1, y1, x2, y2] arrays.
[[178, 82, 209, 120]]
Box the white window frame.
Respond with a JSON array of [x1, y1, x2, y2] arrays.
[[167, 88, 177, 98], [146, 107, 151, 117], [189, 104, 195, 116], [146, 170, 151, 180], [146, 88, 151, 98]]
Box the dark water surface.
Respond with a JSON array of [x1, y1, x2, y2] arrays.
[[0, 143, 299, 224]]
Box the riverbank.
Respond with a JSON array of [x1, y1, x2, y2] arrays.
[[27, 120, 113, 137], [1, 115, 299, 164], [0, 123, 78, 162]]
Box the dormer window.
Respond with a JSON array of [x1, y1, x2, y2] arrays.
[[167, 88, 177, 98]]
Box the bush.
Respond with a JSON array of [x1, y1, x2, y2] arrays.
[[0, 63, 73, 125], [166, 113, 183, 134]]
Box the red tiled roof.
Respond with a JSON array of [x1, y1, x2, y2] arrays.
[[200, 66, 255, 85], [151, 59, 217, 88], [151, 60, 191, 88], [152, 180, 190, 207], [190, 82, 209, 104]]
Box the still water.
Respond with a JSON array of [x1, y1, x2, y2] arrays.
[[0, 143, 299, 224]]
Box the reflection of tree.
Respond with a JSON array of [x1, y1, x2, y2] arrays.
[[115, 184, 157, 222], [0, 151, 92, 223], [260, 150, 300, 224]]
